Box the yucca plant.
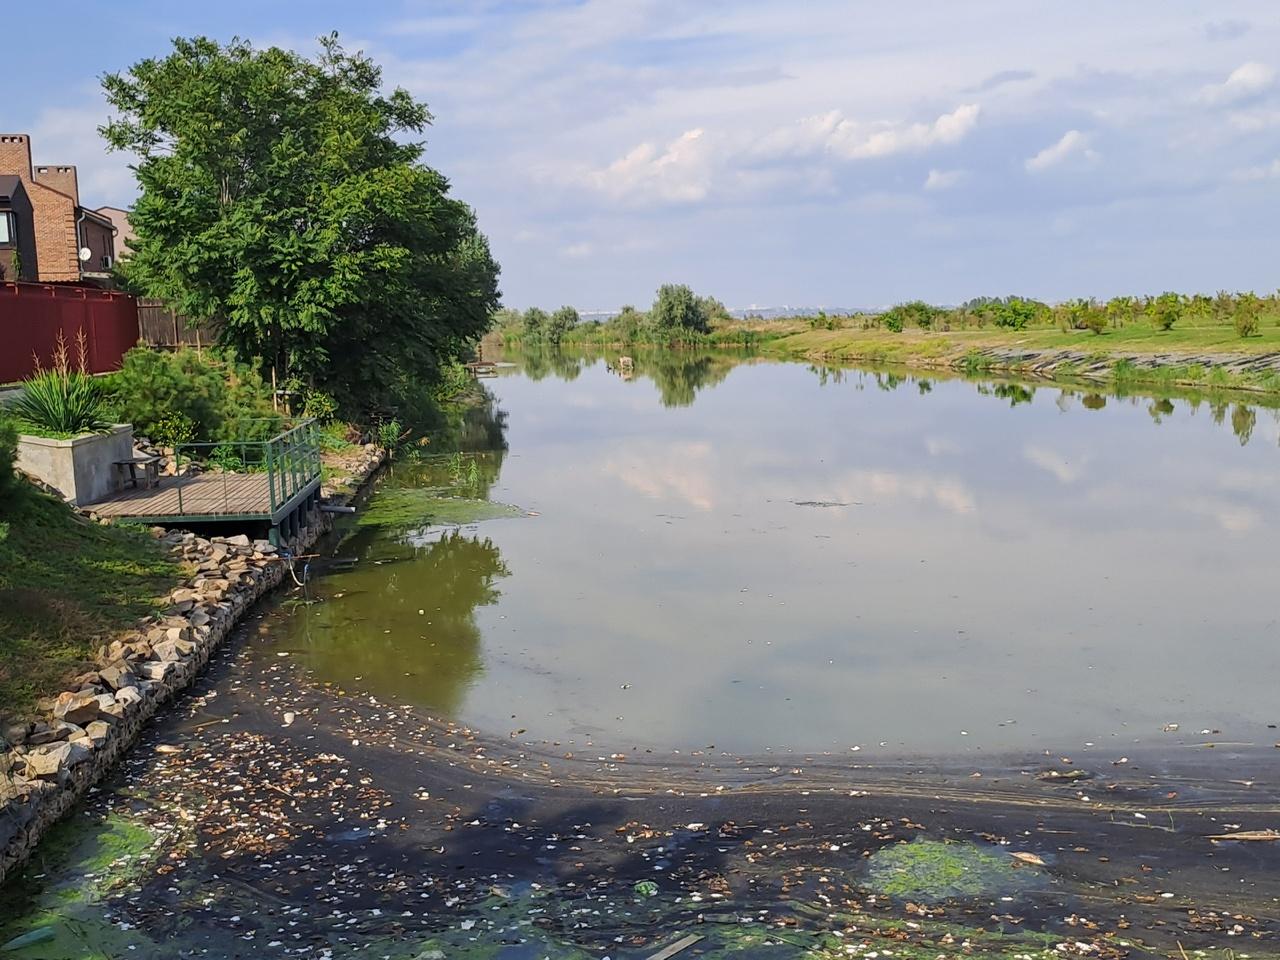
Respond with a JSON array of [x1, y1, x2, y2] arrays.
[[11, 331, 111, 436]]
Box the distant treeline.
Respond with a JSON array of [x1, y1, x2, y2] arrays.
[[494, 284, 742, 347], [797, 291, 1280, 339], [494, 289, 1280, 347]]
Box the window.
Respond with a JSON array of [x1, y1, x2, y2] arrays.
[[0, 211, 13, 246]]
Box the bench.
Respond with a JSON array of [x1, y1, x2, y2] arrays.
[[114, 456, 162, 491]]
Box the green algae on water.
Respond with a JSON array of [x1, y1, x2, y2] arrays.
[[866, 838, 1042, 903], [357, 488, 522, 530]]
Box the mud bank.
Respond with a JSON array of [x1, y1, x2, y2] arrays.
[[0, 448, 387, 888], [3, 616, 1278, 958]]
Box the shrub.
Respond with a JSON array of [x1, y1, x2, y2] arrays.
[[988, 297, 1042, 330], [104, 347, 280, 441], [377, 419, 403, 452], [1234, 292, 1261, 338], [301, 389, 339, 422], [0, 413, 17, 494], [882, 309, 904, 333], [150, 411, 196, 449], [207, 443, 244, 472], [1146, 292, 1183, 331], [11, 332, 110, 436]]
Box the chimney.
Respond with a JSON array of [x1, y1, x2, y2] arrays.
[[0, 134, 33, 180], [33, 164, 79, 204]]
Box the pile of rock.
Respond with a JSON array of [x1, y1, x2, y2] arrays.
[[320, 443, 387, 500], [0, 527, 322, 884]]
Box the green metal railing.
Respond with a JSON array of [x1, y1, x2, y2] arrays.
[[171, 418, 321, 519]]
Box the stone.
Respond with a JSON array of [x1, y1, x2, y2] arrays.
[[189, 608, 211, 628], [139, 660, 177, 683], [165, 625, 193, 644], [85, 721, 112, 746], [52, 690, 101, 726], [23, 741, 89, 779], [153, 638, 194, 662], [98, 660, 136, 691], [222, 534, 251, 547], [114, 685, 143, 707], [2, 722, 30, 746]]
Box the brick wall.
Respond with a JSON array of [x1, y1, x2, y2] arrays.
[[33, 164, 79, 204], [0, 135, 85, 282]]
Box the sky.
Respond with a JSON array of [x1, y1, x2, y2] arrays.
[[9, 1, 1280, 310]]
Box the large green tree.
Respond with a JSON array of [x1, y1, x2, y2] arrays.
[[650, 283, 710, 334], [101, 34, 500, 417]]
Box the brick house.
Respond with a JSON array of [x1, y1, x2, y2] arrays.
[[0, 133, 117, 284], [0, 175, 38, 281]]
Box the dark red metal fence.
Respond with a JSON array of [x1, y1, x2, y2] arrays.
[[0, 282, 140, 382]]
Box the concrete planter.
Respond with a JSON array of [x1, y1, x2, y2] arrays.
[[15, 424, 134, 505]]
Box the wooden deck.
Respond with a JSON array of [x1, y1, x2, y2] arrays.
[[85, 472, 315, 523]]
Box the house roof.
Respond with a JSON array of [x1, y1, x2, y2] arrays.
[[0, 175, 21, 201]]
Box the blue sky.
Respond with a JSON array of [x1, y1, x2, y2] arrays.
[[10, 1, 1280, 310]]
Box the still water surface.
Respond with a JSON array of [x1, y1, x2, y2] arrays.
[[268, 350, 1280, 756]]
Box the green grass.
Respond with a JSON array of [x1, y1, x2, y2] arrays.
[[0, 487, 180, 722]]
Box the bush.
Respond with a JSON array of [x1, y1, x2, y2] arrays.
[[377, 419, 403, 452], [12, 332, 110, 436], [301, 389, 339, 422], [988, 297, 1042, 330], [150, 411, 196, 449], [104, 347, 281, 442], [1146, 292, 1183, 331], [882, 309, 904, 333], [0, 414, 17, 494], [1234, 292, 1261, 338]]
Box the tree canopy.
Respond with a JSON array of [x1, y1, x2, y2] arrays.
[[101, 34, 500, 418], [650, 283, 710, 334]]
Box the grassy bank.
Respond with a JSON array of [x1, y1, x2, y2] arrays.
[[0, 488, 180, 722], [766, 324, 1280, 394]]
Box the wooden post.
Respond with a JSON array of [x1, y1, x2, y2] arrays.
[[171, 308, 178, 348], [271, 366, 279, 411]]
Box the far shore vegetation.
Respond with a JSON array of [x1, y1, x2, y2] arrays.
[[494, 287, 1280, 396]]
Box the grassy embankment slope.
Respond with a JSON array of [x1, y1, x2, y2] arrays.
[[0, 489, 179, 722], [763, 321, 1280, 394]]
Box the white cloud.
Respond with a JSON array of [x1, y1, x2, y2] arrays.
[[1232, 159, 1280, 181], [584, 128, 713, 203], [602, 441, 716, 510], [1229, 109, 1280, 132], [1025, 130, 1099, 171], [1024, 445, 1087, 484], [923, 168, 965, 190], [1198, 61, 1276, 104], [561, 241, 594, 258], [758, 104, 980, 161]]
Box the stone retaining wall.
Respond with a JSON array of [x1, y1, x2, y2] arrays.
[[0, 445, 387, 887]]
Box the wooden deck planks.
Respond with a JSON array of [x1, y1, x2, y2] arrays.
[[87, 473, 278, 518]]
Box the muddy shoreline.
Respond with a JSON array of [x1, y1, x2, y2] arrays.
[[3, 603, 1278, 957]]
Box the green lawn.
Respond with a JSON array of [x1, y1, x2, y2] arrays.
[[0, 488, 181, 722]]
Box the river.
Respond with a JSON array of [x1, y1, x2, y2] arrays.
[[268, 346, 1280, 758]]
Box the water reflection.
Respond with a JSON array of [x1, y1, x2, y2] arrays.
[[503, 345, 738, 408], [267, 348, 1280, 755], [287, 528, 510, 713]]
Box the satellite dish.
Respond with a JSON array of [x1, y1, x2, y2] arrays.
[[78, 247, 92, 262]]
